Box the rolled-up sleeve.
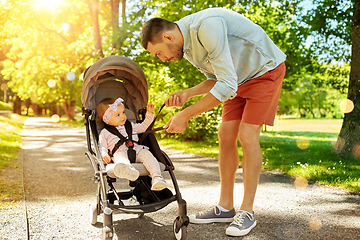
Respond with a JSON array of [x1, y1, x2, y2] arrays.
[[198, 17, 238, 102]]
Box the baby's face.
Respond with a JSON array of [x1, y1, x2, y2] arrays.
[[108, 104, 127, 126]]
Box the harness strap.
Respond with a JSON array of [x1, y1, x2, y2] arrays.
[[103, 120, 137, 163]]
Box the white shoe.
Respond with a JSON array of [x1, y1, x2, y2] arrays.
[[151, 175, 167, 191], [113, 163, 139, 181]]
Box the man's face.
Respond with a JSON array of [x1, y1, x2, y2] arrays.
[[147, 41, 183, 62]]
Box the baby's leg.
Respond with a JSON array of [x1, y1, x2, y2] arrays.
[[107, 151, 139, 181], [137, 149, 167, 191]]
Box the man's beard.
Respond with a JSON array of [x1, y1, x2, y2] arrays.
[[167, 42, 184, 61]]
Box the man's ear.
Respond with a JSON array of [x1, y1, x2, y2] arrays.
[[163, 33, 174, 42]]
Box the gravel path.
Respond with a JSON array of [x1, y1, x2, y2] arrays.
[[1, 117, 360, 240]]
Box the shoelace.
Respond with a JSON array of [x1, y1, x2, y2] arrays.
[[232, 211, 253, 227], [198, 205, 221, 216]]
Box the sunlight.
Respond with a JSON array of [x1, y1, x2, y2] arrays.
[[36, 0, 63, 10]]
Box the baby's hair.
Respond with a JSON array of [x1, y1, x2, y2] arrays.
[[96, 98, 116, 120]]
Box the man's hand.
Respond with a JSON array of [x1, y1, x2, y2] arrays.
[[165, 91, 188, 107], [164, 111, 189, 133]]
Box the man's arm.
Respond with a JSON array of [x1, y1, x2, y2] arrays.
[[164, 92, 221, 133], [165, 79, 216, 107]]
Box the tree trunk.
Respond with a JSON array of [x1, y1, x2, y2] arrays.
[[88, 0, 104, 58], [121, 0, 126, 23], [335, 0, 360, 158], [13, 96, 21, 115], [111, 0, 120, 50], [63, 99, 75, 121]]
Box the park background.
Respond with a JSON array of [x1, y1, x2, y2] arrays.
[[0, 0, 359, 207]]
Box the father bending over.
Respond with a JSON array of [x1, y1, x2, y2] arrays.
[[141, 8, 286, 237]]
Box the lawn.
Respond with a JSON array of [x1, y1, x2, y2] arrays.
[[158, 118, 360, 193], [0, 114, 27, 208]]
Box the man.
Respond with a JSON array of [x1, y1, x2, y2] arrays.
[[141, 8, 286, 237]]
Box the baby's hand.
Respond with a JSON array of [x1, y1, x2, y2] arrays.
[[147, 104, 155, 113], [102, 155, 111, 165]]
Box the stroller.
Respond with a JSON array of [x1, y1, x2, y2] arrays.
[[81, 55, 189, 240]]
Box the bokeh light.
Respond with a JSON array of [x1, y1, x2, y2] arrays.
[[309, 217, 322, 230], [1, 83, 8, 91], [334, 136, 345, 151], [51, 114, 60, 122], [294, 176, 308, 189], [47, 79, 56, 87], [62, 22, 70, 31], [352, 144, 360, 158], [296, 137, 310, 150], [340, 99, 354, 113], [66, 72, 75, 81]]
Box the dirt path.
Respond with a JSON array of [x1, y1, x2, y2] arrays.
[[1, 117, 360, 239]]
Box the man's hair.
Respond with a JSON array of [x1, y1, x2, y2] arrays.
[[141, 18, 176, 49], [96, 98, 116, 120]]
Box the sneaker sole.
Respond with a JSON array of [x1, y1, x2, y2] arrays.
[[225, 220, 257, 236], [114, 163, 139, 181], [151, 181, 167, 191], [189, 215, 234, 224]]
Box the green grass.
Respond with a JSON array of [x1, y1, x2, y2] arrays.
[[158, 118, 360, 193], [0, 114, 27, 209], [0, 101, 12, 110], [0, 114, 27, 168]]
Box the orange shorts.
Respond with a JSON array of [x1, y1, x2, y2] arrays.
[[222, 62, 286, 126]]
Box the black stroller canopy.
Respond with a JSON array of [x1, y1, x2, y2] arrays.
[[82, 55, 148, 111]]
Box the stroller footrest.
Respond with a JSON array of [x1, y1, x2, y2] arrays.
[[109, 195, 176, 214]]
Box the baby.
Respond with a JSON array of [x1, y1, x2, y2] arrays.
[[96, 97, 167, 191]]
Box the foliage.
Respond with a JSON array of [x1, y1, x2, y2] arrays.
[[0, 0, 354, 137], [0, 101, 11, 111], [278, 66, 349, 118], [302, 0, 353, 63]]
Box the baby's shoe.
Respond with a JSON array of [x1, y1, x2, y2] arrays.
[[113, 162, 139, 181], [151, 174, 167, 191]]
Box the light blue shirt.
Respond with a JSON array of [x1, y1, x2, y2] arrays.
[[176, 8, 286, 102]]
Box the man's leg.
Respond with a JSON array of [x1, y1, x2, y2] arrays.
[[238, 122, 262, 213], [188, 120, 240, 224], [225, 122, 262, 236], [218, 120, 241, 210]]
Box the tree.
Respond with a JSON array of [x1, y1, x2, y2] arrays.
[[0, 0, 93, 119], [336, 0, 360, 158]]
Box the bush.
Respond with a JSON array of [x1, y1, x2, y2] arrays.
[[0, 101, 11, 111]]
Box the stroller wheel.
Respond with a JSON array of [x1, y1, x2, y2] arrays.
[[89, 203, 98, 225], [173, 218, 187, 240]]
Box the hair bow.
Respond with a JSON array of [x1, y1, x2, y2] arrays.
[[102, 98, 124, 124]]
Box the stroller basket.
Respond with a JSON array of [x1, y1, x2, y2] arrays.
[[82, 56, 189, 240]]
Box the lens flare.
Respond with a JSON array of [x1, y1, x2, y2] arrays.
[[296, 137, 310, 150], [309, 217, 322, 230], [294, 176, 308, 189], [1, 83, 8, 91], [62, 23, 70, 31], [47, 79, 56, 88], [340, 99, 354, 113], [51, 114, 60, 122], [334, 136, 345, 151], [66, 72, 75, 81]]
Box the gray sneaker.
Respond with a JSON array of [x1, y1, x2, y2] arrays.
[[226, 210, 257, 236], [189, 206, 236, 224]]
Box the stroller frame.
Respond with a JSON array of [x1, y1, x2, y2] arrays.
[[81, 56, 189, 240]]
